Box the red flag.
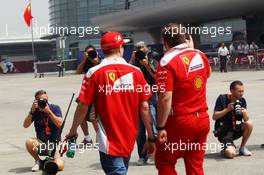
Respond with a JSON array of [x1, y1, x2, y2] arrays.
[[24, 3, 33, 27]]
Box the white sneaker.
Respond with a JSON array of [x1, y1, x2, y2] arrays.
[[136, 158, 147, 166], [31, 160, 41, 172], [239, 146, 252, 156], [146, 154, 155, 165]]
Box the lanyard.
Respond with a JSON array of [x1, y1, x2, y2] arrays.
[[232, 112, 236, 130], [44, 117, 51, 136]]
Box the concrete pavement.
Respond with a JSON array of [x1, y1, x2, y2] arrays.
[[0, 71, 264, 175]]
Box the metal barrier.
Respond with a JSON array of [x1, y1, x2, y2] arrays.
[[205, 49, 264, 71], [34, 59, 77, 78]]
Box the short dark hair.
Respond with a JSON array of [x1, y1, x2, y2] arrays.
[[103, 48, 120, 57], [35, 90, 47, 98], [230, 81, 243, 90], [161, 23, 186, 48], [85, 45, 96, 52]]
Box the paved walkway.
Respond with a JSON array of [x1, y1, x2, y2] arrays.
[[0, 71, 264, 175]]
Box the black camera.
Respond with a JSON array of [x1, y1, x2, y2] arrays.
[[42, 158, 59, 175], [135, 50, 146, 60], [87, 50, 97, 59], [234, 100, 243, 120], [38, 98, 48, 109]]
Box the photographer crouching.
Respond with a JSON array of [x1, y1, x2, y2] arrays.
[[213, 81, 253, 158], [23, 90, 64, 172]]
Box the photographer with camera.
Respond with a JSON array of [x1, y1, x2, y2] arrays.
[[77, 45, 101, 74], [213, 81, 253, 158], [23, 90, 64, 172], [130, 41, 158, 166], [76, 45, 101, 147]]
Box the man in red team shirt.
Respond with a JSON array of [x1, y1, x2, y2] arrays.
[[66, 31, 155, 175], [155, 23, 211, 175]]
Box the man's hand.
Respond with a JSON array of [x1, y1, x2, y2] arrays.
[[157, 130, 167, 144], [40, 105, 52, 114], [65, 129, 78, 141], [241, 108, 249, 121], [227, 103, 234, 112], [142, 141, 156, 155], [31, 100, 38, 113]]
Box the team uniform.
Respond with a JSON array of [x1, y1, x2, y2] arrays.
[[155, 43, 211, 175], [78, 58, 152, 157]]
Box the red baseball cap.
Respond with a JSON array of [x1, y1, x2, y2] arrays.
[[101, 32, 127, 51]]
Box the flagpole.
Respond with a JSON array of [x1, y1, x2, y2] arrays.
[[29, 0, 37, 78]]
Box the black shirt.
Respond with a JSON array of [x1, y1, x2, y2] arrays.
[[32, 104, 62, 142], [214, 94, 247, 130], [134, 58, 157, 87]]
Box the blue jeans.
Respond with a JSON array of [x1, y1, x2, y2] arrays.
[[136, 102, 157, 159], [99, 151, 130, 175]]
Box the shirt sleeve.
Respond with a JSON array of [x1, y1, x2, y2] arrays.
[[139, 72, 152, 102], [78, 73, 96, 105], [156, 64, 174, 92], [51, 105, 62, 118], [214, 95, 223, 111]]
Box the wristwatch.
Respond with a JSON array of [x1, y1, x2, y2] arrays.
[[156, 126, 166, 131], [147, 137, 156, 143]]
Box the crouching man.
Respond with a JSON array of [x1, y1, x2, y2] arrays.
[[213, 81, 253, 158], [23, 90, 64, 172]]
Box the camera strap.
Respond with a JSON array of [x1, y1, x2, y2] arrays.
[[232, 112, 236, 130], [44, 117, 51, 136]]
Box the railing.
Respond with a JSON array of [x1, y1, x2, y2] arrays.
[[205, 49, 264, 71], [34, 59, 77, 78]]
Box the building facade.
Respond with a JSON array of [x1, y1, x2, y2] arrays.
[[48, 0, 127, 59]]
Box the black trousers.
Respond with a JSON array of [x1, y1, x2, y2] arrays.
[[220, 55, 227, 72]]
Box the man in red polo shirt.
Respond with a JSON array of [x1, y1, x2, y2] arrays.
[[66, 31, 155, 175], [155, 23, 211, 175]]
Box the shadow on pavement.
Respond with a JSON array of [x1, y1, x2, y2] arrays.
[[204, 144, 264, 160], [8, 167, 32, 174], [88, 162, 101, 170]]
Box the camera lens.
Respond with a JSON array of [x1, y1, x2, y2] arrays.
[[135, 50, 146, 60], [38, 98, 47, 108], [234, 100, 243, 118], [88, 50, 97, 59]]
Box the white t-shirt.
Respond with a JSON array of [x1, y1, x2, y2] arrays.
[[218, 46, 229, 56]]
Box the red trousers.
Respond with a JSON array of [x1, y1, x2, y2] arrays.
[[155, 112, 210, 175]]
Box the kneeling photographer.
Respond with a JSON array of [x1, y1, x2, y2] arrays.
[[213, 81, 253, 159], [23, 90, 64, 172]]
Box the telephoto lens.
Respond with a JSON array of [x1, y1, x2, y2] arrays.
[[234, 100, 243, 120], [43, 158, 59, 175], [38, 98, 48, 109]]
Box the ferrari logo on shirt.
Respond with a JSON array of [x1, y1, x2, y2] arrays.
[[182, 56, 190, 65], [109, 73, 116, 82], [194, 76, 203, 90]]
